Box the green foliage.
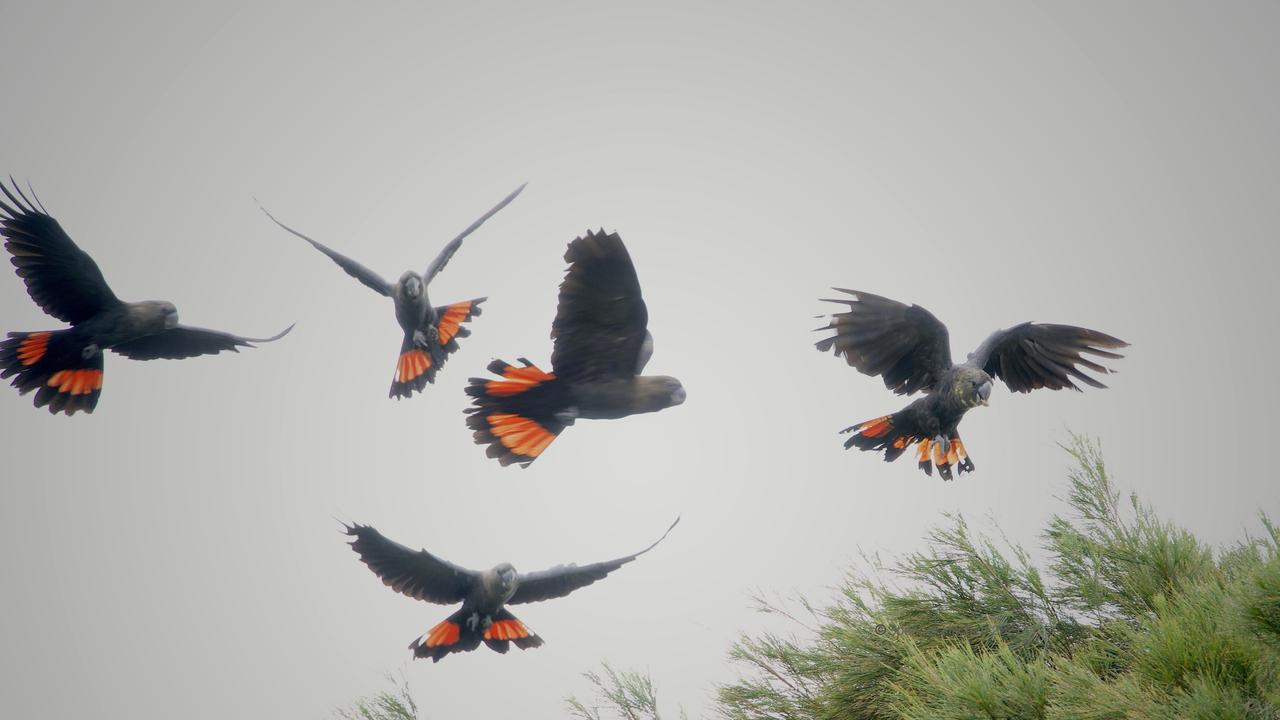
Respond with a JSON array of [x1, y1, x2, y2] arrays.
[[715, 435, 1280, 720], [333, 674, 420, 720], [567, 661, 687, 720]]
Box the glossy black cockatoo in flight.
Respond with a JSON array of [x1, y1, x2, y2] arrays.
[[0, 181, 293, 416], [464, 229, 686, 466], [259, 183, 524, 399], [345, 516, 679, 662], [815, 289, 1127, 480]]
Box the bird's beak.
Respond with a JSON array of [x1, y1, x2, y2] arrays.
[[978, 380, 992, 406], [670, 387, 687, 406]]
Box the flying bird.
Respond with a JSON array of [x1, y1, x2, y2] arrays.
[[0, 180, 293, 416], [259, 183, 525, 399], [345, 516, 679, 662], [815, 289, 1127, 479], [465, 229, 686, 467]]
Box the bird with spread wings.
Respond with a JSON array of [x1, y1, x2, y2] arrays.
[[259, 183, 524, 399], [345, 517, 679, 662], [816, 289, 1127, 479], [0, 180, 292, 415], [464, 229, 686, 467]]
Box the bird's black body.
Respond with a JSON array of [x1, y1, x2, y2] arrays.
[[464, 229, 686, 467], [260, 183, 524, 399], [344, 517, 678, 662], [0, 180, 292, 415], [816, 289, 1127, 479]]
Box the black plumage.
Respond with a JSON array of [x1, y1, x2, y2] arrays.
[[0, 180, 292, 415], [259, 183, 524, 399], [816, 289, 1127, 479], [464, 229, 685, 467], [345, 517, 679, 662]]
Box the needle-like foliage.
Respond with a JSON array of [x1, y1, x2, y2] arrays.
[[715, 435, 1280, 720], [333, 674, 420, 720]]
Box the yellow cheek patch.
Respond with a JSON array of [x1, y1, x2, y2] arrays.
[[17, 332, 51, 366], [47, 368, 103, 395]]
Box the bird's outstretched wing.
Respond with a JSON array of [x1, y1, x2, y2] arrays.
[[549, 230, 650, 382], [111, 324, 293, 360], [815, 289, 952, 395], [423, 182, 526, 283], [1, 180, 121, 324], [967, 323, 1127, 393], [508, 517, 679, 605], [259, 204, 392, 296], [344, 523, 479, 605]]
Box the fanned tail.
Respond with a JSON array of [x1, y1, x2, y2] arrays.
[[841, 413, 976, 480], [464, 358, 573, 467], [410, 607, 543, 662], [0, 330, 104, 415], [389, 298, 486, 399]]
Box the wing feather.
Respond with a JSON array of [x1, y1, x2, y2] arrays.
[[110, 324, 293, 360], [507, 517, 679, 605], [259, 204, 391, 296], [422, 183, 525, 282], [815, 289, 952, 395], [344, 523, 478, 605], [968, 323, 1127, 393], [1, 180, 121, 324], [549, 230, 649, 382]]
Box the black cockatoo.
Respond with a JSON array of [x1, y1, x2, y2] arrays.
[[0, 181, 293, 416], [816, 289, 1127, 479], [464, 229, 686, 467], [259, 183, 524, 399], [345, 517, 679, 662]]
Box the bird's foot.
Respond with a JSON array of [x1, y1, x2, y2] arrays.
[[933, 435, 950, 455], [81, 343, 100, 360], [555, 406, 579, 426]]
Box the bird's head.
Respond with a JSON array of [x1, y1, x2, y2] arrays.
[[399, 272, 423, 300], [636, 376, 686, 412], [496, 563, 518, 589], [137, 300, 179, 329], [955, 367, 993, 408]]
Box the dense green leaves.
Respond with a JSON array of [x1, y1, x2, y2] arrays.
[[716, 435, 1280, 720]]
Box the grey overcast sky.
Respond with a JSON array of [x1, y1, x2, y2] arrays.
[[1, 2, 1278, 718]]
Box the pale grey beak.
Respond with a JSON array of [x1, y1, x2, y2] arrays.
[[978, 380, 993, 406]]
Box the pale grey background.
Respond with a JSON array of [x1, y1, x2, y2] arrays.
[[1, 2, 1277, 718]]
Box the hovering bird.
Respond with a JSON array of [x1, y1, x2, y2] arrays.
[[815, 289, 1127, 479], [345, 516, 679, 662], [259, 183, 525, 399], [465, 229, 686, 467], [0, 180, 293, 416]]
